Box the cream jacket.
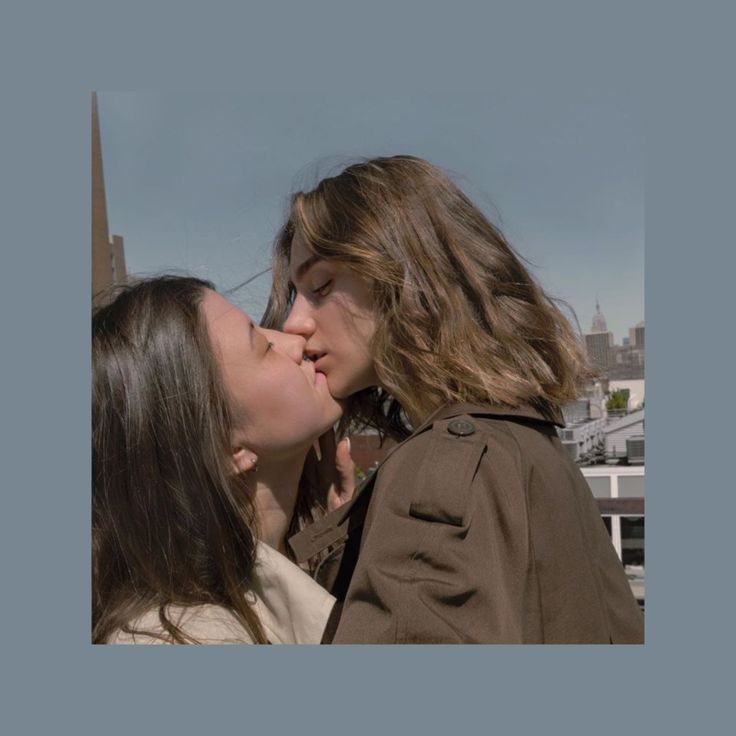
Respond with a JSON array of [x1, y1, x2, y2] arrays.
[[108, 542, 335, 645]]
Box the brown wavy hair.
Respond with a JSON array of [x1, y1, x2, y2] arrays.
[[264, 155, 591, 438], [92, 276, 268, 644]]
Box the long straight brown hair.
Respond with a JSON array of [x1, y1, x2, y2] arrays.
[[92, 276, 267, 644], [264, 156, 592, 438]]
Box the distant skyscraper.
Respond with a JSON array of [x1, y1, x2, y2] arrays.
[[585, 331, 614, 373], [585, 299, 614, 373], [604, 320, 645, 380], [92, 92, 126, 304], [591, 298, 608, 334], [629, 322, 645, 349]]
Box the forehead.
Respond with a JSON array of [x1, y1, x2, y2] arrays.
[[201, 290, 252, 336], [288, 231, 324, 283], [289, 229, 310, 266]]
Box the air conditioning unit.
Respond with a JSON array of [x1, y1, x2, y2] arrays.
[[627, 436, 645, 464]]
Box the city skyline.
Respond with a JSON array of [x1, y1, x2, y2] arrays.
[[97, 92, 643, 342]]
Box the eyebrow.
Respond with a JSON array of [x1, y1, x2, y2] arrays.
[[291, 254, 323, 286]]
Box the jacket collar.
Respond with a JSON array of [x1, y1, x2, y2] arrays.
[[415, 401, 566, 432], [251, 542, 336, 643], [288, 471, 376, 564]]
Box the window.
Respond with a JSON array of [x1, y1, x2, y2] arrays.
[[620, 516, 644, 566]]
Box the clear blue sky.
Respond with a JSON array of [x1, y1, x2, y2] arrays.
[[98, 92, 643, 343]]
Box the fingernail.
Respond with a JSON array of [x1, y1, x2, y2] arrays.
[[344, 437, 351, 453]]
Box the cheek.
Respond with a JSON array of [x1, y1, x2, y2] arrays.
[[327, 352, 377, 397], [324, 301, 375, 353], [245, 386, 323, 449]]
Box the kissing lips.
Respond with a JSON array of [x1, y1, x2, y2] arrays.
[[303, 350, 329, 387]]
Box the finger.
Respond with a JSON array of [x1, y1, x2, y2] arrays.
[[334, 437, 355, 500]]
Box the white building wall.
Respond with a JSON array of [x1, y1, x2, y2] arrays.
[[606, 419, 645, 456], [608, 379, 645, 410]]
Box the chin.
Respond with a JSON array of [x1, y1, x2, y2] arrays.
[[325, 378, 350, 400], [325, 405, 343, 426], [327, 367, 379, 400]]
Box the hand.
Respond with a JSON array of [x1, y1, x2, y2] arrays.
[[314, 431, 356, 512]]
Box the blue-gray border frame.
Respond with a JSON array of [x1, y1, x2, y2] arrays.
[[3, 1, 733, 733]]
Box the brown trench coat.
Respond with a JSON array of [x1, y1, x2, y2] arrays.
[[289, 402, 644, 644]]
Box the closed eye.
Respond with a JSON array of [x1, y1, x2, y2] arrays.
[[255, 327, 273, 355], [312, 279, 333, 298]]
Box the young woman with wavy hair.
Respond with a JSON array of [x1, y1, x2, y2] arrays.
[[93, 276, 350, 644], [264, 156, 644, 644]]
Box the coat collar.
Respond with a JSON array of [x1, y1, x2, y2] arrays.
[[416, 401, 566, 432], [251, 541, 336, 643]]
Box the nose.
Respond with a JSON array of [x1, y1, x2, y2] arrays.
[[262, 328, 306, 363], [282, 294, 317, 340]]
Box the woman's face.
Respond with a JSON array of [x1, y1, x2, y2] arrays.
[[201, 290, 342, 458], [282, 231, 379, 399]]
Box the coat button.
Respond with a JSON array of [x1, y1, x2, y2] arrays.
[[447, 419, 475, 436]]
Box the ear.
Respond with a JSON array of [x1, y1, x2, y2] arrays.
[[231, 447, 258, 475]]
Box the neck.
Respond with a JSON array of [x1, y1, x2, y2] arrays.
[[248, 449, 308, 555]]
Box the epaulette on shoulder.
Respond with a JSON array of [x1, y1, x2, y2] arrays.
[[407, 415, 487, 526]]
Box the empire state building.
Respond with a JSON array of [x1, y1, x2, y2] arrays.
[[585, 299, 614, 372]]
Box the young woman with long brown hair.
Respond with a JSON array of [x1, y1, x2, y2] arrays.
[[93, 275, 350, 644], [264, 155, 644, 644]]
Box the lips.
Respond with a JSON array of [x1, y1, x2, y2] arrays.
[[304, 349, 327, 370], [302, 352, 327, 386], [313, 358, 328, 386], [303, 349, 328, 386]]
